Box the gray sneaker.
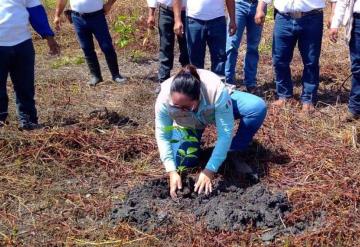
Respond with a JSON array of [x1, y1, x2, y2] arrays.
[[88, 76, 103, 86], [19, 122, 43, 131], [342, 111, 360, 122], [154, 84, 161, 94], [113, 75, 126, 84]]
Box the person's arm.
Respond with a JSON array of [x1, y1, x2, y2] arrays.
[[194, 90, 234, 195], [327, 0, 338, 29], [173, 0, 184, 37], [225, 0, 237, 36], [104, 0, 117, 15], [329, 0, 347, 43], [205, 90, 235, 173], [255, 0, 270, 25], [155, 98, 183, 199], [54, 0, 68, 31], [147, 0, 157, 29], [26, 2, 60, 55], [155, 102, 177, 172]]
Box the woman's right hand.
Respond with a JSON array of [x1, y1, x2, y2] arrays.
[[169, 171, 182, 199]]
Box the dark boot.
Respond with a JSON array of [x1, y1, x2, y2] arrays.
[[85, 57, 103, 86], [104, 52, 125, 83], [227, 151, 259, 182]]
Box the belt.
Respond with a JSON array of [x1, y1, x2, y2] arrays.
[[278, 9, 323, 19], [241, 0, 258, 4], [354, 13, 360, 19], [159, 3, 185, 12], [71, 9, 104, 18]]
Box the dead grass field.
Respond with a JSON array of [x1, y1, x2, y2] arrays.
[[0, 1, 359, 246]]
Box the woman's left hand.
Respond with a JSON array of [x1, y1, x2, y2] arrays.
[[194, 169, 214, 195]]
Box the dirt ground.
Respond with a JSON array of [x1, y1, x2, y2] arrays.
[[0, 2, 359, 246]]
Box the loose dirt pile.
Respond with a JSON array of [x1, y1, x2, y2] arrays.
[[111, 176, 321, 242]]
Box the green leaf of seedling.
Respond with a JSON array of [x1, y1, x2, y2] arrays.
[[178, 149, 186, 157], [170, 139, 180, 143], [163, 126, 175, 132], [186, 147, 198, 155], [184, 136, 199, 143], [185, 154, 198, 159]]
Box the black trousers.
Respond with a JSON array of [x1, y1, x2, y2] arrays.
[[0, 39, 37, 124], [158, 7, 189, 82]]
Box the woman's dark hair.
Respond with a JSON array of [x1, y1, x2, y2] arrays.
[[170, 65, 201, 101]]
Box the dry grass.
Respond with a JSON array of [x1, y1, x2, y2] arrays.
[[0, 1, 359, 246]]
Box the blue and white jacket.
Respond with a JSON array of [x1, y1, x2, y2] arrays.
[[155, 69, 235, 173]]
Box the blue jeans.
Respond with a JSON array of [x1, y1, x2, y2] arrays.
[[0, 39, 37, 124], [225, 0, 262, 86], [186, 16, 227, 76], [272, 12, 323, 104], [72, 11, 120, 79], [158, 8, 189, 82], [171, 91, 267, 168], [349, 17, 360, 115]]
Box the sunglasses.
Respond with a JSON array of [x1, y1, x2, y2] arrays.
[[171, 102, 198, 112]]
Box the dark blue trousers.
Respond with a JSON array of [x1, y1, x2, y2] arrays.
[[272, 12, 323, 104], [72, 11, 120, 79], [0, 39, 37, 124], [349, 17, 360, 115], [186, 16, 227, 76]]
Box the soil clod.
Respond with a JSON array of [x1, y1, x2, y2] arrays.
[[110, 176, 306, 241]]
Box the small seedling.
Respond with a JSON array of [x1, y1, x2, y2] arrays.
[[164, 126, 199, 172]]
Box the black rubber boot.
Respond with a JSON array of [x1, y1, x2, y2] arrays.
[[104, 52, 122, 82], [85, 57, 103, 86], [227, 151, 259, 183]]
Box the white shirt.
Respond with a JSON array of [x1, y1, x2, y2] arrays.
[[186, 0, 225, 20], [70, 0, 103, 13], [147, 0, 186, 8], [0, 0, 40, 46], [331, 0, 360, 28], [262, 0, 335, 13]]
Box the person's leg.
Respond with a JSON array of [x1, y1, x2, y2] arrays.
[[272, 14, 298, 101], [0, 46, 11, 122], [9, 39, 38, 126], [207, 16, 227, 76], [90, 13, 123, 81], [243, 2, 263, 89], [225, 1, 247, 84], [297, 13, 323, 106], [72, 13, 102, 85], [177, 10, 190, 67], [186, 17, 206, 69], [349, 18, 360, 116], [171, 127, 203, 168], [158, 7, 176, 82], [230, 90, 267, 151]]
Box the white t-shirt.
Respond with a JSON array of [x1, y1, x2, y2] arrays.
[[147, 0, 186, 8], [263, 0, 333, 12], [186, 0, 225, 21], [70, 0, 103, 13], [0, 0, 41, 46]]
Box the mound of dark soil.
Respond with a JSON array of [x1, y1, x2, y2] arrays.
[[110, 176, 318, 241]]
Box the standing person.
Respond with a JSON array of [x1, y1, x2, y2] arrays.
[[225, 0, 263, 94], [147, 0, 189, 94], [330, 0, 360, 121], [54, 0, 126, 86], [173, 0, 237, 76], [155, 65, 267, 198], [0, 0, 60, 130], [255, 0, 337, 114]]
